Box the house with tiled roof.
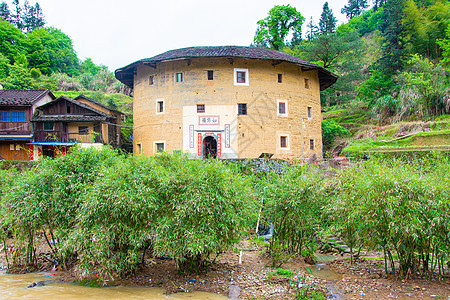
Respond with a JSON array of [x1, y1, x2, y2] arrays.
[[0, 89, 55, 160], [115, 46, 337, 160], [31, 96, 123, 158]]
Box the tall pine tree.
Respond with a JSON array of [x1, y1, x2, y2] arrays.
[[306, 17, 318, 41], [380, 0, 406, 73], [0, 2, 10, 21], [11, 0, 23, 30], [341, 0, 369, 19], [319, 2, 337, 35], [23, 1, 45, 32]]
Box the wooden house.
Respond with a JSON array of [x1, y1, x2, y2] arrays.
[[31, 96, 123, 158], [0, 90, 55, 160]]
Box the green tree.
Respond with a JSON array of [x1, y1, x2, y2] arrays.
[[437, 21, 450, 64], [0, 62, 33, 89], [80, 57, 102, 76], [11, 0, 23, 30], [0, 52, 8, 78], [379, 0, 406, 73], [253, 5, 304, 50], [26, 27, 79, 75], [373, 0, 387, 10], [305, 17, 318, 41], [0, 1, 10, 21], [341, 0, 369, 19], [22, 1, 45, 32], [319, 2, 337, 34], [322, 119, 350, 150], [0, 19, 25, 63], [295, 30, 361, 70]]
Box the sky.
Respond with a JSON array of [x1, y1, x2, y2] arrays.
[[5, 0, 352, 71]]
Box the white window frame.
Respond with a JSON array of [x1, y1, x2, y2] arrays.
[[234, 68, 249, 86], [154, 141, 166, 154], [277, 100, 288, 117], [156, 99, 165, 115]]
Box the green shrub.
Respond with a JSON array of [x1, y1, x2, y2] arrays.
[[329, 156, 450, 278]]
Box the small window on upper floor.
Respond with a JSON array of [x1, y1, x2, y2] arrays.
[[156, 99, 164, 114], [175, 72, 183, 82], [278, 73, 283, 83], [277, 100, 288, 117], [137, 143, 142, 154], [207, 70, 214, 80], [305, 78, 310, 89], [11, 112, 25, 122], [67, 106, 71, 114], [280, 136, 288, 148], [234, 68, 249, 86], [238, 103, 247, 115], [149, 75, 154, 85], [0, 112, 10, 122], [307, 106, 312, 119], [310, 139, 314, 150], [44, 122, 54, 131], [197, 104, 205, 113]]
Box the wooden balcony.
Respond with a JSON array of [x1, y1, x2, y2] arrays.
[[34, 131, 103, 144]]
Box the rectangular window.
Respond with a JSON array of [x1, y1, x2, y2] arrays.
[[11, 112, 25, 122], [279, 102, 286, 114], [197, 104, 205, 113], [238, 103, 247, 115], [307, 106, 312, 119], [237, 71, 245, 83], [207, 70, 214, 80], [149, 75, 154, 85], [44, 122, 54, 131], [277, 100, 288, 117], [310, 139, 314, 150], [155, 142, 165, 153], [0, 112, 11, 122], [67, 106, 71, 114], [234, 68, 249, 86], [137, 143, 142, 154], [175, 72, 183, 82], [305, 78, 310, 89], [278, 73, 283, 83], [156, 100, 164, 114], [78, 126, 89, 135], [280, 136, 288, 148]]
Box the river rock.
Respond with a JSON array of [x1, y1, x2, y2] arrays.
[[228, 284, 241, 299]]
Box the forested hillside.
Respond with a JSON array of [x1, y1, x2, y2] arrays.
[[254, 0, 450, 156], [0, 0, 132, 144]]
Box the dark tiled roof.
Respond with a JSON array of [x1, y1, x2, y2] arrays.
[[37, 96, 116, 119], [31, 115, 107, 122], [0, 89, 55, 106], [74, 94, 124, 114], [115, 46, 338, 90]]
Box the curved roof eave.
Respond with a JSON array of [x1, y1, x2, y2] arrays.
[[115, 46, 338, 91]]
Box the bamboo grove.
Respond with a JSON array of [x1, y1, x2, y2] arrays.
[[0, 147, 449, 281]]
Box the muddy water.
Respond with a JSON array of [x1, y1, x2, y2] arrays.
[[310, 254, 344, 300], [0, 272, 227, 300]]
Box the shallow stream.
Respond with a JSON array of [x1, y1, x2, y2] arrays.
[[0, 272, 227, 300], [310, 254, 344, 300]]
